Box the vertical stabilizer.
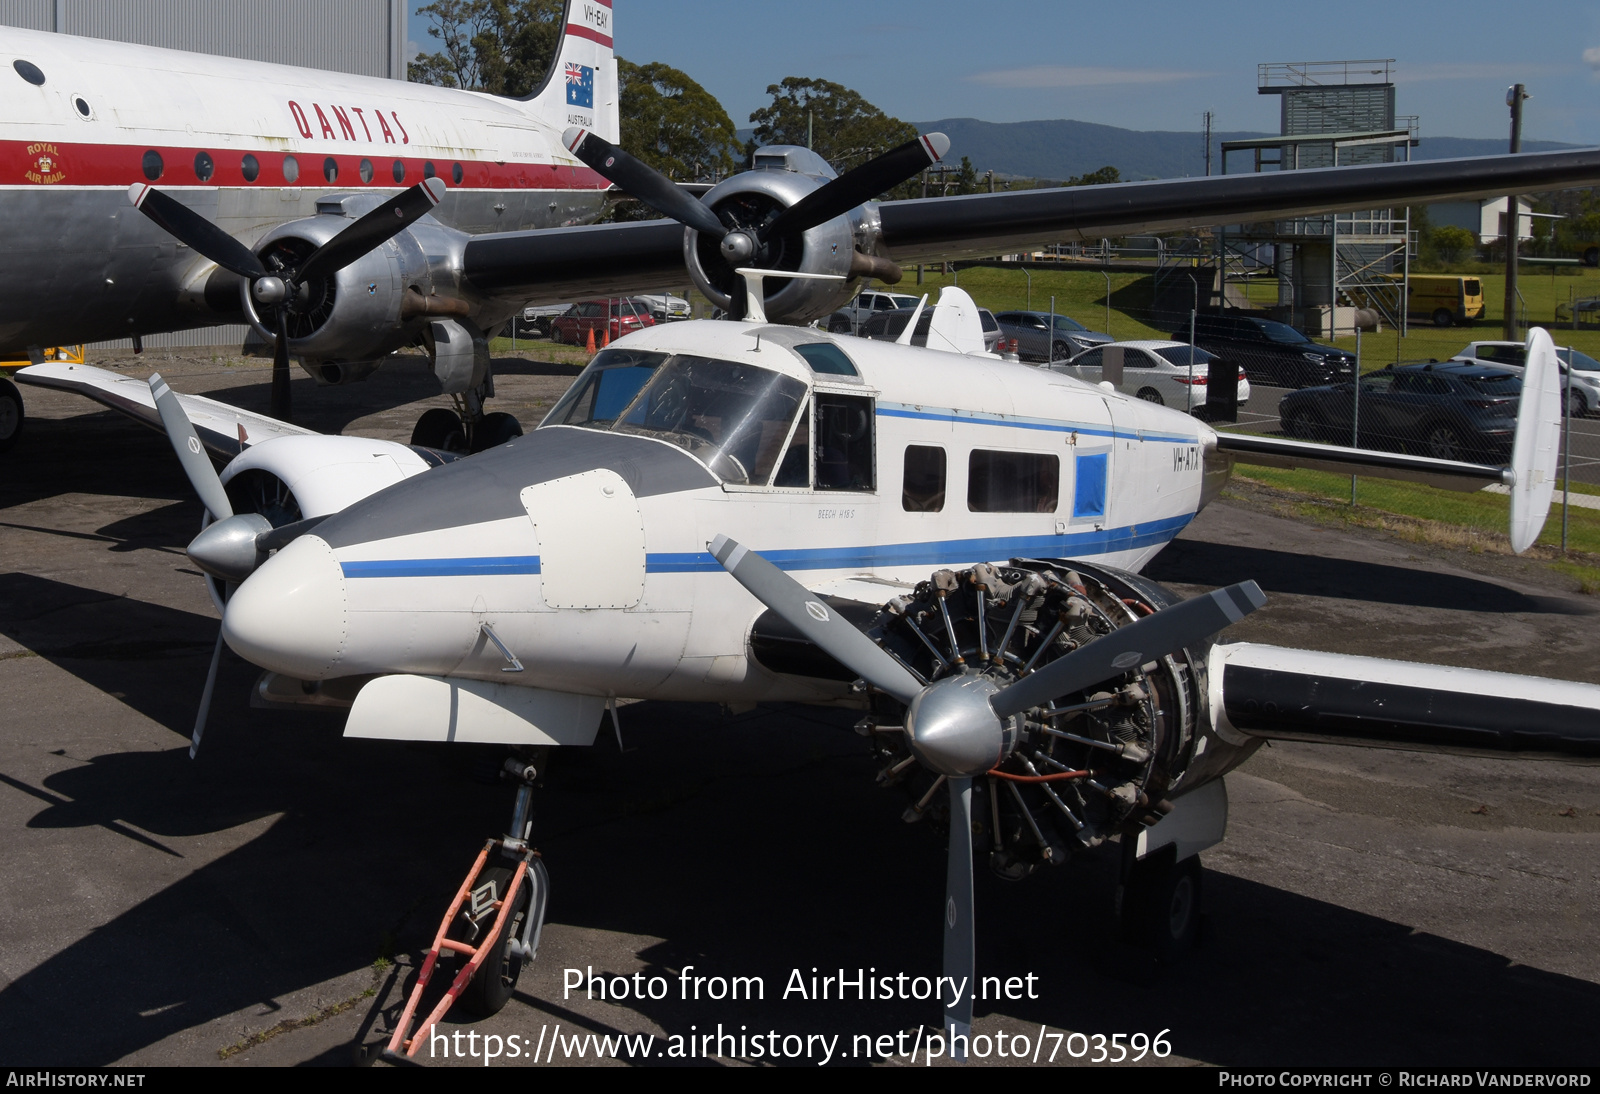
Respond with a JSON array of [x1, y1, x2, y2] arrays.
[[521, 0, 618, 142]]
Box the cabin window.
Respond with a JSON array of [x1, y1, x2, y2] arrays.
[[72, 96, 91, 117], [13, 60, 44, 85], [423, 161, 436, 179], [968, 450, 1058, 513], [1072, 453, 1107, 518], [141, 150, 163, 181], [281, 155, 299, 183], [902, 445, 946, 512], [359, 158, 374, 183], [241, 154, 260, 182], [452, 162, 464, 185], [773, 399, 810, 487], [323, 157, 339, 183], [815, 393, 875, 492], [193, 151, 214, 182], [392, 160, 406, 183]]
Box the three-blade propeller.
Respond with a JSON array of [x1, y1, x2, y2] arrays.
[[148, 374, 323, 758], [710, 533, 1264, 1051], [563, 128, 948, 315], [130, 177, 447, 421]]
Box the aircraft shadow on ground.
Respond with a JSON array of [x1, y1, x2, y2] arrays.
[[2, 698, 1594, 1066], [1145, 538, 1590, 615]]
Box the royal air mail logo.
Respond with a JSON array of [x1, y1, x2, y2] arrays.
[[565, 63, 594, 109], [24, 142, 64, 184]]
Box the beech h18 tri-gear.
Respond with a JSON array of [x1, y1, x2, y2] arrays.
[[22, 239, 1599, 1056], [6, 0, 1600, 456]]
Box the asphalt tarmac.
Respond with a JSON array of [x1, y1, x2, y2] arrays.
[[0, 350, 1596, 1068]]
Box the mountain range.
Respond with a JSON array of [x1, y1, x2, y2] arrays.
[[739, 118, 1578, 182]]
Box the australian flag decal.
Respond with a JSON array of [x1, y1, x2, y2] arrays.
[[566, 63, 594, 109]]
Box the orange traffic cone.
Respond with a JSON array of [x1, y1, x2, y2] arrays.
[[601, 327, 611, 349], [584, 327, 596, 354]]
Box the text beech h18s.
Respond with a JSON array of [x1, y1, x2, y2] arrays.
[[10, 0, 1600, 1062]]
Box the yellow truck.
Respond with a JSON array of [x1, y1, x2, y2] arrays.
[[1395, 275, 1485, 327]]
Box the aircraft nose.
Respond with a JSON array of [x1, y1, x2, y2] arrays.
[[222, 534, 348, 679]]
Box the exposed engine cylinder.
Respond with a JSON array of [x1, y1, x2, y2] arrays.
[[864, 559, 1254, 880]]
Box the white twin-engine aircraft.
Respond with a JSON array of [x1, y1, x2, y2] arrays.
[[21, 278, 1600, 1056]]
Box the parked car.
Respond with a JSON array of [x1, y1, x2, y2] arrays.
[[1174, 311, 1356, 389], [858, 306, 1005, 353], [992, 311, 1113, 362], [825, 290, 925, 334], [1450, 339, 1600, 418], [1051, 341, 1249, 415], [515, 303, 572, 337], [632, 293, 692, 323], [547, 299, 655, 345], [1278, 361, 1521, 462]]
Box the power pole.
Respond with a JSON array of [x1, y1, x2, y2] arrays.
[[1503, 84, 1529, 340], [1203, 111, 1213, 177]]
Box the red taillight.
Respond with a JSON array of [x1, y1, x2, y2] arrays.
[[1175, 375, 1207, 385]]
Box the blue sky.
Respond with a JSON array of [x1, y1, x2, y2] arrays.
[[410, 1, 1600, 145]]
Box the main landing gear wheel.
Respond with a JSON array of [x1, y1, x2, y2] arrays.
[[0, 377, 23, 454], [411, 407, 468, 453], [1120, 849, 1202, 963], [471, 411, 522, 453], [450, 862, 532, 1018]]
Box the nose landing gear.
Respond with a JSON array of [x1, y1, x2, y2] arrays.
[[383, 758, 549, 1062]]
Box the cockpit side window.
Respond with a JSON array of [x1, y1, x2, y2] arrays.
[[814, 393, 875, 491]]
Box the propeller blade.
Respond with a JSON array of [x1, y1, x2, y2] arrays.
[[128, 183, 267, 280], [943, 775, 975, 1058], [149, 373, 233, 520], [992, 581, 1267, 719], [190, 625, 225, 759], [563, 127, 728, 239], [764, 133, 950, 240], [709, 534, 924, 705], [270, 308, 292, 423], [294, 177, 448, 285]]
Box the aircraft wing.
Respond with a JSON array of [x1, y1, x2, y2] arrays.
[[15, 362, 315, 460], [458, 147, 1600, 303]]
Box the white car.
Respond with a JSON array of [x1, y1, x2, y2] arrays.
[[1050, 340, 1250, 415], [632, 293, 692, 323], [1451, 340, 1600, 417]]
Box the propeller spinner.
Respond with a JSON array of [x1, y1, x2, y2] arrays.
[[130, 178, 447, 421], [710, 534, 1264, 1052]]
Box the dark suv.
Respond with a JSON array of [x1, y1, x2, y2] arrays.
[[1174, 312, 1356, 389], [1278, 361, 1521, 462]]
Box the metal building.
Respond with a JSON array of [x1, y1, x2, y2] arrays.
[[0, 0, 408, 350], [1218, 60, 1416, 337]]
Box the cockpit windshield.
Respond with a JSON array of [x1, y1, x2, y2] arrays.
[[541, 348, 810, 485]]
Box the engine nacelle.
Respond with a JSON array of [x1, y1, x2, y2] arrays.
[[684, 146, 890, 323], [240, 193, 487, 380]]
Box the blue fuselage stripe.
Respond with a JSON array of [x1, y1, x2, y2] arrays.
[[876, 404, 1197, 446], [337, 514, 1194, 579]]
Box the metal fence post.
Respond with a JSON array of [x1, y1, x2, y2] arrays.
[[1350, 326, 1362, 505]]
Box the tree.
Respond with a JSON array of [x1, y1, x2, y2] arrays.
[[748, 77, 921, 196], [618, 59, 736, 182], [1063, 166, 1120, 187], [1432, 225, 1477, 265], [952, 155, 980, 196], [409, 0, 563, 97]]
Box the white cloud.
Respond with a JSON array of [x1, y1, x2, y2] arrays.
[[1585, 47, 1600, 73], [965, 65, 1211, 90]]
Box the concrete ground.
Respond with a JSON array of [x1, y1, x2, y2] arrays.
[[0, 349, 1595, 1068]]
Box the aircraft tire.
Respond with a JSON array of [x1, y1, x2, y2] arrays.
[[1121, 850, 1202, 964], [411, 408, 467, 453], [451, 863, 531, 1019], [472, 412, 523, 453], [0, 378, 22, 454]]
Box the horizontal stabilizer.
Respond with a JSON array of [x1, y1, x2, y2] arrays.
[[16, 362, 313, 458], [1214, 432, 1508, 492], [1211, 642, 1600, 760]]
